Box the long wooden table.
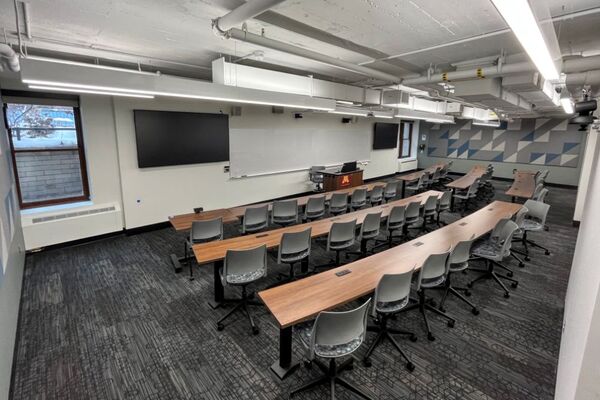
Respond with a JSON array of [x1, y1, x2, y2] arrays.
[[192, 191, 442, 308], [258, 200, 522, 379], [445, 165, 488, 210], [397, 162, 447, 197], [505, 170, 537, 202]]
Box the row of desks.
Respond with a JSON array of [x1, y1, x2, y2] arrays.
[[506, 170, 537, 202], [258, 199, 523, 378], [192, 190, 443, 308]]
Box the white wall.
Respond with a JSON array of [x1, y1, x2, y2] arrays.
[[574, 125, 599, 222], [555, 131, 600, 400], [0, 95, 26, 400], [112, 97, 406, 228]]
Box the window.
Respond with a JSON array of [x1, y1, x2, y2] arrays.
[[3, 95, 89, 208], [399, 121, 413, 158]]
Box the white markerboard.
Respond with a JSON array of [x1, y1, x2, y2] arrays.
[[229, 128, 370, 177]]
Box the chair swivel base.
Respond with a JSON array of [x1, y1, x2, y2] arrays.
[[467, 260, 518, 298], [290, 358, 373, 400], [402, 290, 456, 341], [216, 287, 262, 335], [438, 285, 479, 316], [363, 316, 416, 371]]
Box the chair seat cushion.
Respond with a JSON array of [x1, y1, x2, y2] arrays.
[[420, 275, 445, 288], [280, 249, 310, 263], [220, 268, 265, 285], [329, 239, 354, 250], [472, 242, 500, 258], [376, 296, 409, 314], [449, 261, 468, 272], [522, 219, 543, 231], [297, 321, 364, 358]]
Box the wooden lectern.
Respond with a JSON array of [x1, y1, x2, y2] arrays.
[[321, 170, 364, 191]]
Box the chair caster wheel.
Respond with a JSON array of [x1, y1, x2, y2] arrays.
[[406, 362, 415, 372], [439, 307, 446, 313], [464, 290, 472, 297], [519, 263, 524, 268], [410, 334, 418, 342], [447, 320, 455, 328], [217, 323, 224, 331], [504, 292, 510, 298], [472, 308, 480, 316], [304, 361, 312, 369], [427, 333, 436, 341], [511, 282, 518, 288], [429, 299, 437, 307], [467, 282, 473, 288], [252, 326, 260, 335], [525, 257, 531, 261], [363, 359, 372, 368], [545, 251, 550, 255], [188, 277, 195, 281], [507, 272, 513, 277]]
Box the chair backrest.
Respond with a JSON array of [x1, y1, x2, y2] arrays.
[[387, 205, 406, 229], [243, 205, 269, 232], [432, 168, 441, 180], [417, 249, 451, 290], [438, 190, 452, 209], [351, 188, 367, 205], [373, 269, 414, 316], [423, 195, 438, 213], [278, 227, 312, 263], [523, 199, 550, 226], [384, 181, 397, 197], [405, 201, 421, 220], [360, 211, 382, 238], [536, 188, 549, 203], [309, 299, 371, 359], [370, 185, 384, 202], [329, 193, 348, 209], [513, 206, 529, 228], [490, 216, 512, 242], [449, 236, 475, 265], [224, 244, 267, 281], [272, 199, 298, 223], [467, 179, 480, 195], [190, 217, 223, 243], [305, 196, 326, 215], [327, 219, 357, 250], [533, 183, 544, 198], [496, 220, 519, 255]]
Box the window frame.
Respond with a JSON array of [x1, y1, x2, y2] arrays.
[[2, 101, 90, 209], [399, 121, 413, 159]]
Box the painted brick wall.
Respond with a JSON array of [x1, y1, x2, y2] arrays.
[[15, 151, 84, 202]]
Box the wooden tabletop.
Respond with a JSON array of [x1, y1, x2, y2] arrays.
[[505, 171, 537, 199], [445, 165, 487, 190], [397, 163, 447, 182], [192, 190, 443, 265], [258, 200, 522, 328], [168, 181, 387, 231]]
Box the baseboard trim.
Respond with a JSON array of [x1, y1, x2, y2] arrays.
[[572, 220, 580, 227]]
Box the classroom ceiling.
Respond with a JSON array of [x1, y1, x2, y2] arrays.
[[1, 0, 599, 84]]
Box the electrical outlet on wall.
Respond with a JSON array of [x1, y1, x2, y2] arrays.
[[224, 165, 230, 173]]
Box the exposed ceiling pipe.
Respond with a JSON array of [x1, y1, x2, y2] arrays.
[[213, 0, 287, 33], [0, 43, 20, 72], [566, 70, 600, 86], [225, 28, 401, 83], [403, 55, 600, 86]]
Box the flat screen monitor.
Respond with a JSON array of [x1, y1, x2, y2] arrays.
[[341, 161, 357, 173], [134, 110, 229, 168], [373, 122, 399, 149]]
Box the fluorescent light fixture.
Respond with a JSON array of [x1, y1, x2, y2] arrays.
[[25, 55, 158, 76], [373, 113, 394, 119], [472, 120, 501, 127], [329, 110, 369, 117], [22, 79, 335, 111], [336, 100, 355, 105], [491, 0, 560, 81], [395, 111, 455, 124], [28, 85, 155, 99], [560, 97, 574, 114], [425, 118, 456, 124]]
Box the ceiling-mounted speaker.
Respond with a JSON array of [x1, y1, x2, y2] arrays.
[[272, 106, 284, 114], [230, 106, 242, 116]]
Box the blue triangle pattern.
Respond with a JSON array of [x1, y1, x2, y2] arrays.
[[545, 153, 560, 163], [522, 131, 535, 142], [428, 147, 437, 156], [492, 152, 504, 162], [440, 130, 450, 140], [447, 147, 456, 156], [447, 139, 457, 148], [468, 149, 478, 158], [530, 152, 544, 162], [457, 141, 469, 156], [563, 142, 579, 152]]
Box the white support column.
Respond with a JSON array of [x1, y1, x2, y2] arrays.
[[573, 124, 600, 223]]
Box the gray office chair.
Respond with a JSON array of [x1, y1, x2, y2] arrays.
[[510, 206, 529, 268], [347, 212, 382, 258], [363, 270, 417, 371], [315, 219, 357, 271], [513, 199, 551, 260], [329, 193, 348, 215], [421, 171, 433, 189], [242, 205, 269, 234], [420, 194, 439, 232], [271, 199, 299, 226], [378, 205, 406, 249], [403, 249, 456, 341], [405, 174, 424, 195], [535, 169, 549, 185], [304, 196, 326, 221], [533, 187, 549, 203], [437, 237, 479, 315], [453, 179, 480, 215], [469, 219, 519, 298], [435, 190, 452, 226], [350, 188, 368, 211], [532, 183, 544, 200], [277, 228, 311, 282], [217, 245, 267, 334], [403, 201, 422, 237], [291, 299, 373, 400], [369, 185, 384, 205], [383, 181, 398, 202], [309, 166, 326, 192], [186, 217, 223, 280]]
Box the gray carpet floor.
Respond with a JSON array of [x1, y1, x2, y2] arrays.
[[9, 175, 578, 400]]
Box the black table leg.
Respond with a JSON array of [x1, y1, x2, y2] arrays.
[[300, 257, 309, 274], [208, 259, 225, 309], [401, 181, 406, 198], [170, 240, 193, 273], [270, 326, 299, 380], [450, 188, 456, 212], [511, 196, 516, 203]]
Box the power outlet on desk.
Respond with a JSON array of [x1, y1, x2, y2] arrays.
[[335, 269, 352, 277], [194, 207, 204, 214]]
